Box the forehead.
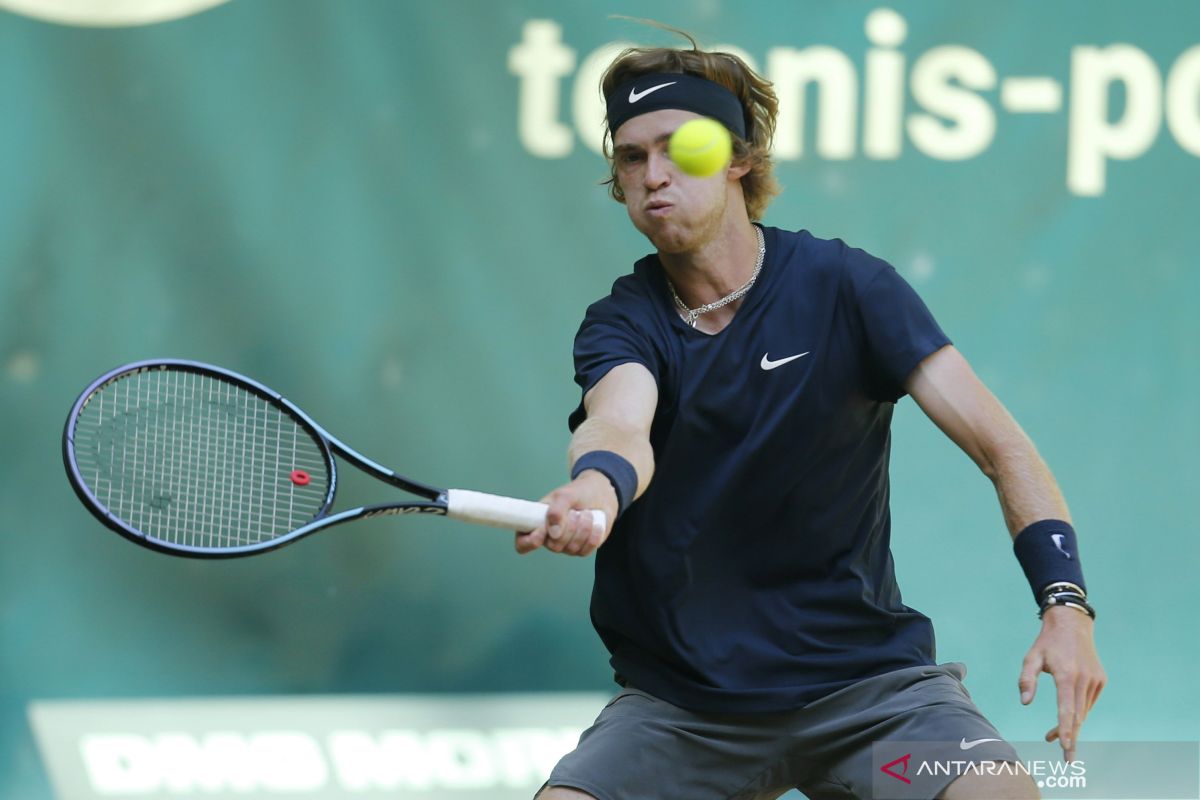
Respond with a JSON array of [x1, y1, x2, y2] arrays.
[[612, 108, 705, 148]]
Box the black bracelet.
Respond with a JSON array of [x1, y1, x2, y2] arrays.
[[1041, 581, 1086, 597], [1038, 591, 1096, 620]]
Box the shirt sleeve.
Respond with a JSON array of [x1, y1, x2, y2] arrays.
[[853, 257, 952, 402], [568, 301, 662, 432]]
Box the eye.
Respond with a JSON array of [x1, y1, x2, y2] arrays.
[[616, 150, 645, 167]]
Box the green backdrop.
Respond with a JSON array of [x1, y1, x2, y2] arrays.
[[2, 1, 1197, 796]]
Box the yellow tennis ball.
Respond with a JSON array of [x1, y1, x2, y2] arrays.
[[668, 118, 733, 177]]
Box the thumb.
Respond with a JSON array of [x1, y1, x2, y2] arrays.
[[1019, 651, 1044, 705]]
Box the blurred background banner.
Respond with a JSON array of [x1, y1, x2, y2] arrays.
[[30, 693, 604, 797], [1, 1, 1196, 797]]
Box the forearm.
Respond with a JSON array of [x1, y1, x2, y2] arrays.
[[986, 428, 1093, 619], [567, 415, 655, 501], [983, 430, 1072, 538], [905, 346, 1071, 538], [517, 362, 657, 556], [990, 422, 1103, 758]]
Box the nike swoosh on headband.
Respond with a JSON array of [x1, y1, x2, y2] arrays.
[[629, 81, 677, 103]]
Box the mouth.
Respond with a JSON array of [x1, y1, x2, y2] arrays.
[[645, 199, 674, 217]]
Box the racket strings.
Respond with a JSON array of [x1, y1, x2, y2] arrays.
[[71, 368, 330, 548]]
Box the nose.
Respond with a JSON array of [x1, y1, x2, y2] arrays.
[[643, 151, 673, 190]]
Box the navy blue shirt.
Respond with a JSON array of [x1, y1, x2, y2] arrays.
[[569, 227, 952, 713]]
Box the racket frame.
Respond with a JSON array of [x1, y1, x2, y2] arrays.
[[63, 359, 451, 558]]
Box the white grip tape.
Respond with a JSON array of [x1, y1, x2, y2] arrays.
[[445, 489, 607, 535]]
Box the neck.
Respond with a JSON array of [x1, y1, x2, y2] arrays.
[[660, 216, 761, 310]]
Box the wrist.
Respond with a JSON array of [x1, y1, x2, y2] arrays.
[[570, 450, 638, 519], [1040, 603, 1095, 625], [572, 469, 621, 516], [1014, 519, 1091, 604], [1038, 588, 1096, 621]]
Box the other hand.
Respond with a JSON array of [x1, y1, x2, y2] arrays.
[[1018, 605, 1107, 761]]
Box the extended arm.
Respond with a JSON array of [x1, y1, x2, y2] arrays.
[[906, 345, 1069, 530], [516, 362, 658, 557], [906, 345, 1106, 760]]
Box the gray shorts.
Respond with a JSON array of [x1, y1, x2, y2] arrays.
[[544, 662, 1021, 800]]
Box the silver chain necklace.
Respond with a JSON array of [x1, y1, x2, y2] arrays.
[[666, 225, 765, 328]]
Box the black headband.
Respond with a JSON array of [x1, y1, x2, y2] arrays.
[[606, 72, 747, 139]]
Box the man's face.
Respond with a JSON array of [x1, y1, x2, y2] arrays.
[[611, 109, 745, 255]]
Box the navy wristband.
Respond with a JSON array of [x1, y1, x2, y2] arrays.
[[1013, 520, 1087, 603], [571, 451, 637, 518]]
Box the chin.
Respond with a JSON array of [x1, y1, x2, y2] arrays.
[[631, 216, 691, 253]]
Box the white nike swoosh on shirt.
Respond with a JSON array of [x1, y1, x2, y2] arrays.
[[760, 352, 810, 370], [960, 738, 1003, 750], [629, 81, 676, 102]]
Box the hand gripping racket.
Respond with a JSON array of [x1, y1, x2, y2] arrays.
[[62, 359, 602, 558]]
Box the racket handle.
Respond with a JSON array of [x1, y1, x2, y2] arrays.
[[445, 489, 607, 536]]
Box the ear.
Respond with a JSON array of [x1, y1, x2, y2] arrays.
[[726, 159, 752, 181]]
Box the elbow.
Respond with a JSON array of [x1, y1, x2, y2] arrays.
[[976, 434, 1031, 484], [974, 439, 1002, 481]]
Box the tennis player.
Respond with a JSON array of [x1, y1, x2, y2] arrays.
[[517, 32, 1105, 800]]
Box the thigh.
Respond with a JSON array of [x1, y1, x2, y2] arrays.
[[792, 662, 1023, 800], [536, 788, 599, 800], [938, 770, 1039, 799], [545, 687, 797, 800]]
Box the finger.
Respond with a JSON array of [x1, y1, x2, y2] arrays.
[[1055, 684, 1078, 754], [558, 510, 582, 555], [583, 510, 607, 555], [544, 528, 567, 552], [1065, 733, 1077, 761], [1046, 725, 1073, 760], [542, 493, 579, 552], [1088, 670, 1108, 712], [545, 509, 579, 556], [566, 513, 595, 556], [515, 527, 546, 555], [525, 528, 548, 552], [1019, 652, 1044, 705], [573, 511, 607, 558], [544, 501, 567, 543], [564, 510, 593, 556], [1075, 680, 1090, 731]]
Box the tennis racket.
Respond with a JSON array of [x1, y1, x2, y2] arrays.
[[62, 359, 602, 558]]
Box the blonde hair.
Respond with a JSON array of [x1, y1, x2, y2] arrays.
[[600, 25, 781, 221]]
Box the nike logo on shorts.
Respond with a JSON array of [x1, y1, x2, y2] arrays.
[[960, 737, 1003, 750]]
